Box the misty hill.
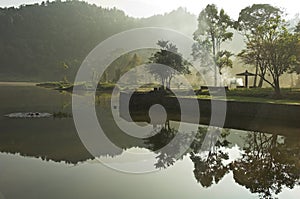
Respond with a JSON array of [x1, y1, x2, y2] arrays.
[[139, 7, 197, 37], [0, 1, 198, 81]]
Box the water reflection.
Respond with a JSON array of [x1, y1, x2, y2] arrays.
[[0, 86, 299, 198], [190, 127, 231, 188], [144, 121, 187, 169], [231, 133, 300, 199], [143, 122, 300, 198]]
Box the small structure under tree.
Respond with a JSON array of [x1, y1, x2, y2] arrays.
[[236, 70, 256, 88]]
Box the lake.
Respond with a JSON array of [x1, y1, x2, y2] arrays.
[[0, 84, 299, 199]]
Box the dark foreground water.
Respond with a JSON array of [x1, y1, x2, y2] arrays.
[[0, 84, 299, 199]]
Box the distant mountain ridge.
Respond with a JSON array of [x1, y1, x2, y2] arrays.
[[0, 1, 197, 81]]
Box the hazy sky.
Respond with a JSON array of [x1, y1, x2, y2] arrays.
[[0, 0, 299, 19]]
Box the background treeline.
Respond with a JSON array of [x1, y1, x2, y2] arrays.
[[0, 0, 197, 81]]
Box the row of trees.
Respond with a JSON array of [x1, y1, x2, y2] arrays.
[[193, 4, 300, 96], [150, 4, 300, 96]]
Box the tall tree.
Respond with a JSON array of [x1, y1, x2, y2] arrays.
[[236, 4, 282, 87], [193, 4, 233, 86], [148, 40, 190, 89], [239, 16, 300, 96]]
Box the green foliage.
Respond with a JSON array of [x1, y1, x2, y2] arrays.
[[36, 81, 71, 88], [0, 2, 197, 82], [0, 1, 137, 81], [193, 4, 233, 85], [53, 111, 72, 118], [236, 4, 282, 33], [295, 21, 300, 33], [216, 50, 233, 72], [99, 51, 148, 84], [238, 13, 300, 96], [97, 82, 116, 91], [148, 40, 191, 89], [236, 4, 283, 88], [291, 21, 300, 74]]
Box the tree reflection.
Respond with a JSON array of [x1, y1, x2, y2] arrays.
[[190, 127, 231, 187], [231, 132, 300, 199], [144, 123, 300, 198], [144, 121, 194, 169]]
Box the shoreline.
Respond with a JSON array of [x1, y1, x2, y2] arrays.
[[0, 81, 37, 86], [120, 91, 300, 136]]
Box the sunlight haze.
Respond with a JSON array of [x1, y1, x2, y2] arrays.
[[1, 0, 299, 19]]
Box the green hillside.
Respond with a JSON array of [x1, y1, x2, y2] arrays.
[[0, 1, 197, 81]]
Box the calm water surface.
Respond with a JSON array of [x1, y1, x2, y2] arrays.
[[0, 84, 299, 199]]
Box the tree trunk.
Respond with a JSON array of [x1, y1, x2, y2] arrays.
[[253, 64, 258, 88], [167, 76, 173, 90], [274, 77, 281, 98], [257, 76, 264, 88], [161, 78, 166, 90], [290, 73, 294, 88], [212, 36, 217, 86], [257, 62, 266, 88]]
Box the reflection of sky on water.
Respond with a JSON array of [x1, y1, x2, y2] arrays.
[[1, 151, 300, 199], [0, 85, 299, 198]]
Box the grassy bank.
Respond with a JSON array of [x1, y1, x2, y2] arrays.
[[195, 88, 300, 105], [130, 87, 300, 105]]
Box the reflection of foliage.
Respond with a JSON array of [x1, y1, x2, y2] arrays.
[[231, 133, 300, 199], [190, 127, 231, 187], [53, 91, 72, 118], [191, 151, 229, 187], [53, 111, 72, 118], [144, 122, 300, 198], [144, 121, 193, 169], [145, 122, 178, 169], [191, 130, 300, 198], [190, 127, 230, 153]]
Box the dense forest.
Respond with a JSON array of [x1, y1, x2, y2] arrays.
[[0, 0, 197, 81], [1, 0, 300, 94]]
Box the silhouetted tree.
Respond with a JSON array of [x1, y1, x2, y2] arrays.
[[149, 40, 190, 89]]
